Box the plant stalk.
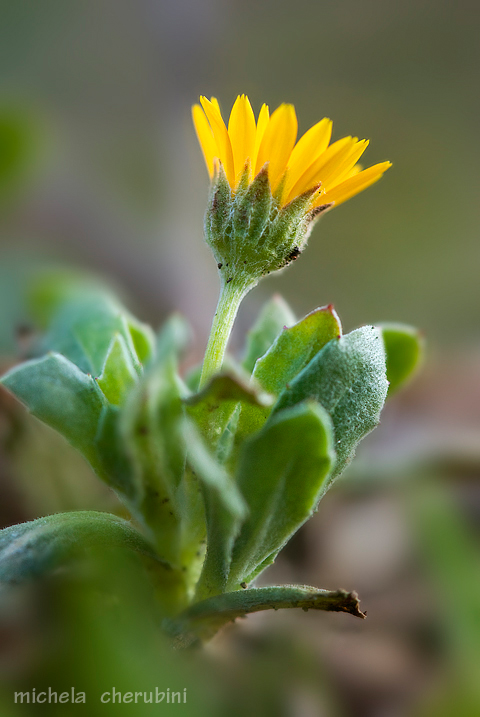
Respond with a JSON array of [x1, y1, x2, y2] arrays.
[[199, 277, 251, 388]]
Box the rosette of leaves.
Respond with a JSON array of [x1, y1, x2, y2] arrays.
[[0, 280, 423, 645]]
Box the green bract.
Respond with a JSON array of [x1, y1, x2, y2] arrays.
[[0, 284, 423, 643], [205, 165, 332, 289]]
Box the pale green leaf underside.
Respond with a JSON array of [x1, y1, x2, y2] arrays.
[[1, 352, 107, 471], [184, 421, 247, 599], [0, 511, 162, 587], [228, 402, 335, 588]]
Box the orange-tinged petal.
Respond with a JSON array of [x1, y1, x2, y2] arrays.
[[318, 161, 392, 207], [282, 118, 332, 200], [255, 103, 297, 189], [192, 104, 218, 176], [252, 103, 270, 175], [286, 136, 354, 202], [228, 94, 256, 186], [200, 96, 235, 186]]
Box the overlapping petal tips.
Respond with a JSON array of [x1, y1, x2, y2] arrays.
[[193, 95, 391, 210], [254, 103, 297, 188], [192, 104, 218, 177], [283, 118, 332, 197], [199, 96, 235, 186], [252, 104, 270, 176], [320, 161, 392, 208]]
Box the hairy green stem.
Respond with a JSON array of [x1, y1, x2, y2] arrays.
[[199, 277, 252, 388]]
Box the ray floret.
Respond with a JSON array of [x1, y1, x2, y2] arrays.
[[193, 95, 391, 208]]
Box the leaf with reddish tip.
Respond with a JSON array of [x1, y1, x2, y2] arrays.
[[273, 326, 389, 481], [253, 304, 342, 395]]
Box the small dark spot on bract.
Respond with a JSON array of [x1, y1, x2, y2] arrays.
[[217, 262, 223, 269], [286, 246, 301, 263]]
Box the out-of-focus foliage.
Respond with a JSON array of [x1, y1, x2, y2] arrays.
[[0, 107, 39, 207]]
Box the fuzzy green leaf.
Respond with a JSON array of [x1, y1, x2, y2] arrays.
[[155, 313, 191, 364], [96, 333, 138, 406], [0, 107, 38, 204], [127, 316, 156, 366], [184, 422, 247, 599], [273, 326, 389, 480], [184, 354, 250, 394], [184, 373, 273, 450], [253, 305, 342, 395], [380, 322, 424, 395], [94, 404, 140, 500], [119, 349, 186, 563], [1, 352, 107, 472], [227, 402, 335, 588], [28, 272, 157, 365], [0, 512, 163, 587], [38, 293, 148, 377], [242, 295, 296, 373]]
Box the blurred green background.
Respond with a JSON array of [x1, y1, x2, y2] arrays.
[[1, 0, 480, 715]]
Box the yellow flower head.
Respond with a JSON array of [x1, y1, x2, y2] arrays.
[[193, 94, 391, 210]]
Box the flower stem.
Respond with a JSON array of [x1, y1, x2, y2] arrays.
[[199, 278, 251, 388]]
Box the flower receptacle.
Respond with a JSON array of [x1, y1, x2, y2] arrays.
[[205, 162, 330, 289]]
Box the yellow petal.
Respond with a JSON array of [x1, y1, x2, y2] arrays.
[[324, 162, 363, 193], [252, 103, 270, 176], [319, 161, 392, 207], [282, 118, 332, 200], [210, 97, 221, 114], [192, 104, 219, 176], [200, 96, 235, 187], [321, 139, 369, 191], [228, 95, 256, 187], [286, 136, 354, 202], [342, 163, 362, 181], [255, 103, 298, 190]]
